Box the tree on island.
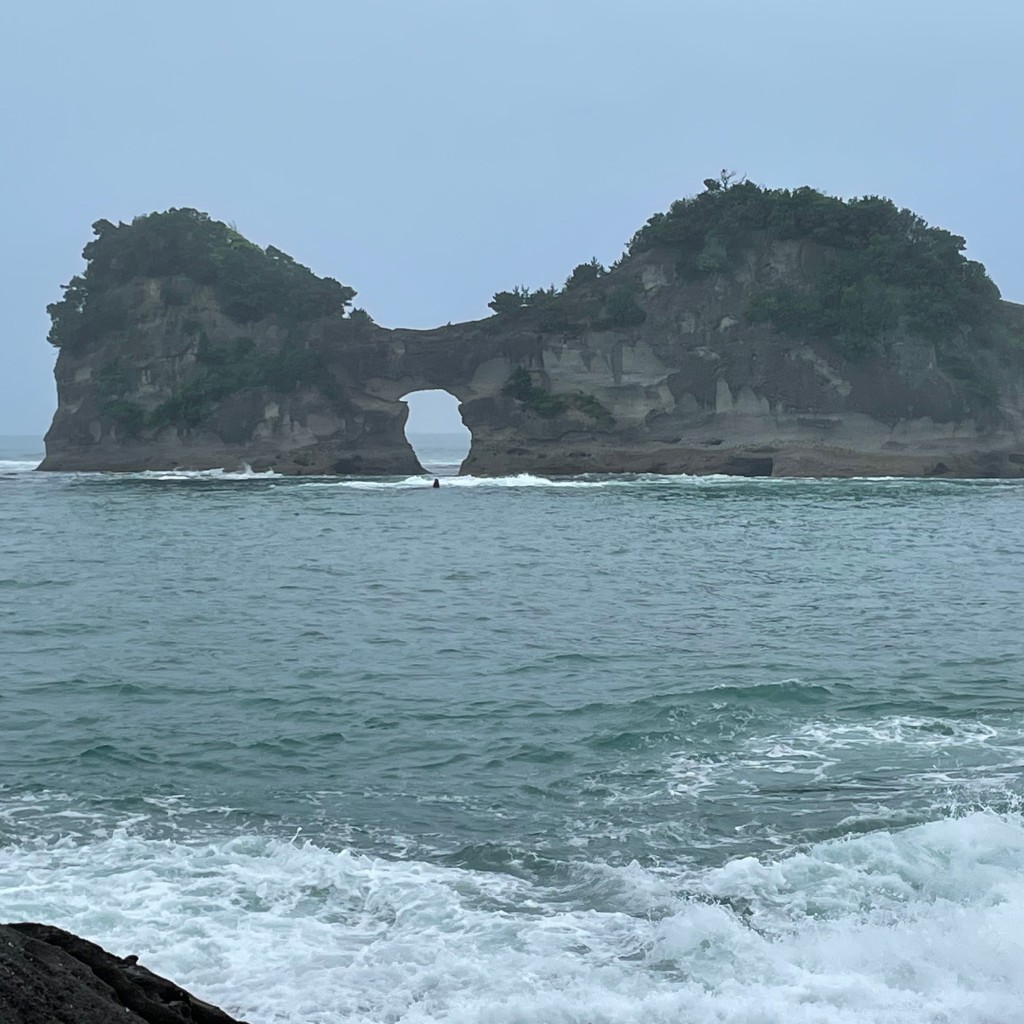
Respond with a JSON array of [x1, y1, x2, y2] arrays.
[[47, 210, 357, 350], [564, 258, 606, 290]]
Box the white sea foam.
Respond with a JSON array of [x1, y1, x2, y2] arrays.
[[0, 459, 41, 473], [665, 754, 721, 798], [302, 472, 731, 491], [728, 714, 1022, 780], [792, 715, 1006, 750], [126, 464, 283, 481], [2, 811, 1023, 1023]]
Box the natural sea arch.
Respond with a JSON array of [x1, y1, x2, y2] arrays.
[[400, 389, 471, 475]]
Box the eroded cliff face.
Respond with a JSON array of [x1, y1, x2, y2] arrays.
[[42, 240, 1024, 478], [42, 277, 418, 474]]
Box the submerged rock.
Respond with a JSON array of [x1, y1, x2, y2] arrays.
[[0, 923, 246, 1024]]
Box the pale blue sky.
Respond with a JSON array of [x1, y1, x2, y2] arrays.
[[3, 0, 1022, 434], [402, 388, 471, 440]]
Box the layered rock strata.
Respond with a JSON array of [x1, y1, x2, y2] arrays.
[[41, 230, 1024, 479]]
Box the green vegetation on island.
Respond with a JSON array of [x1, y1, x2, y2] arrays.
[[487, 273, 646, 333], [47, 209, 356, 352], [628, 172, 1003, 359], [48, 181, 1024, 436], [501, 367, 614, 424], [483, 174, 1020, 414], [46, 209, 363, 432]]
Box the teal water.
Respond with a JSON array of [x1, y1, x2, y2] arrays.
[[2, 434, 1023, 1022]]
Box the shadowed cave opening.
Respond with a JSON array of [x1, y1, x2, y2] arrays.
[[400, 390, 471, 476]]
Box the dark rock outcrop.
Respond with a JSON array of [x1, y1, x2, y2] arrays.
[[0, 923, 246, 1024], [40, 198, 1024, 478]]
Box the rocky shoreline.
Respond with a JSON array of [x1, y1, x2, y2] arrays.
[[0, 923, 245, 1024]]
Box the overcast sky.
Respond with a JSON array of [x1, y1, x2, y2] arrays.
[[3, 0, 1022, 435]]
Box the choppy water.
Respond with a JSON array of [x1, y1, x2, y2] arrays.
[[2, 432, 1023, 1023]]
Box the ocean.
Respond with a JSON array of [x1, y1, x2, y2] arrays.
[[1, 432, 1023, 1023]]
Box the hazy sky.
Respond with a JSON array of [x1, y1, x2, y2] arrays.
[[3, 0, 1022, 435]]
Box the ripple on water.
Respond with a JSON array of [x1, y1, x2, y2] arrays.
[[2, 462, 1024, 1019]]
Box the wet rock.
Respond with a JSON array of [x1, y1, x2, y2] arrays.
[[0, 923, 247, 1024]]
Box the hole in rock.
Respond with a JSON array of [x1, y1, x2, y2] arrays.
[[401, 389, 471, 476]]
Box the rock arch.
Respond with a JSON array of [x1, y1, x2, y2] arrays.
[[400, 388, 471, 474], [41, 249, 1024, 478]]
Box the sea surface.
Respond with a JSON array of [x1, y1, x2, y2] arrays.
[[2, 431, 1023, 1023]]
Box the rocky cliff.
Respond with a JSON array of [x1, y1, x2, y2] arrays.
[[41, 187, 1024, 477]]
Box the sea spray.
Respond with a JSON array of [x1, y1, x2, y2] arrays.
[[1, 813, 1022, 1023]]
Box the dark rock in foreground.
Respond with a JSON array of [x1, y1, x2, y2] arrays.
[[0, 923, 246, 1024]]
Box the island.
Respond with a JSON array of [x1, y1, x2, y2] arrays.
[[40, 175, 1024, 477]]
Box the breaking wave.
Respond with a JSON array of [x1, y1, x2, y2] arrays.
[[124, 464, 284, 481], [1, 810, 1022, 1024], [301, 472, 733, 491], [0, 459, 41, 475]]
